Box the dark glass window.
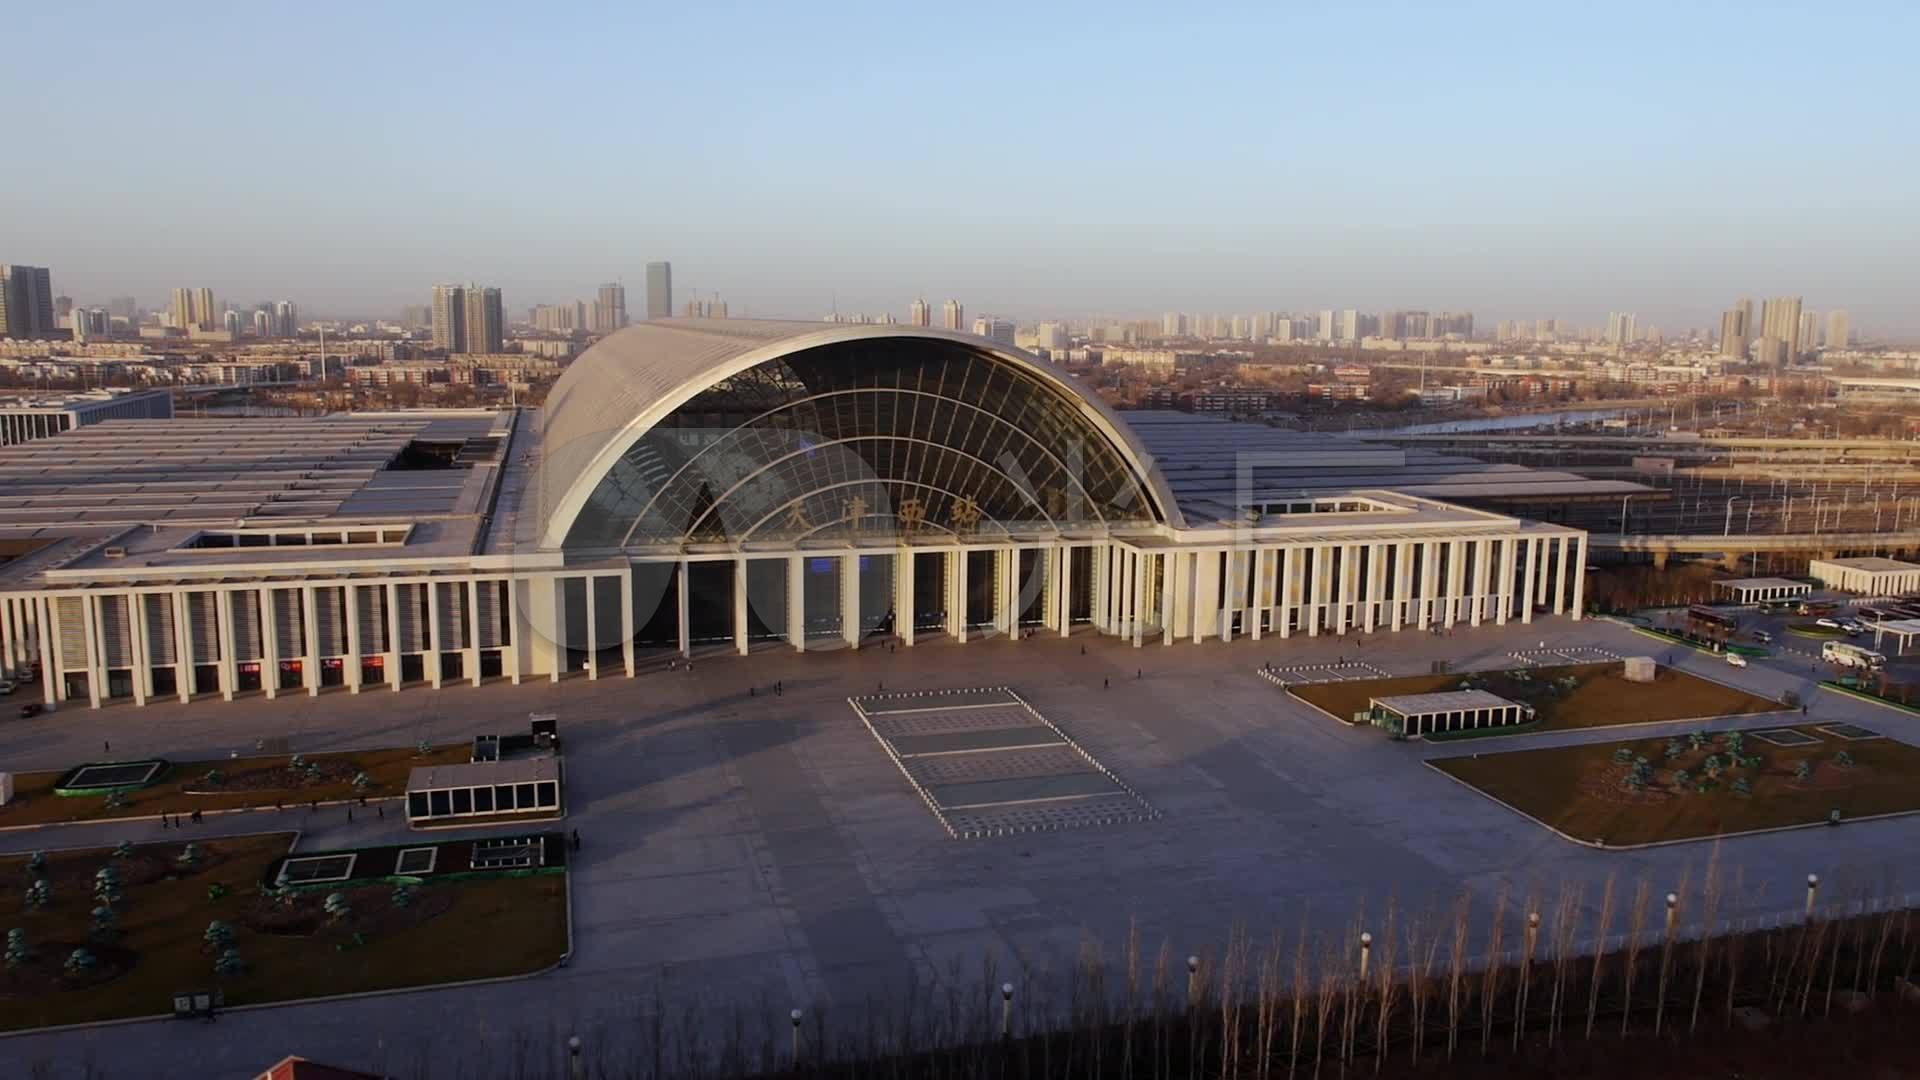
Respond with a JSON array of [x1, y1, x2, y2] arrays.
[[474, 786, 494, 813], [451, 788, 472, 815], [494, 784, 516, 810], [408, 792, 429, 818], [536, 781, 558, 808], [428, 790, 451, 817]]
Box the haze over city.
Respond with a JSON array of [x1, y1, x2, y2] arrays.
[[7, 0, 1918, 333]]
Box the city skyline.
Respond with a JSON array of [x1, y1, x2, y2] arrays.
[[5, 3, 1916, 334]]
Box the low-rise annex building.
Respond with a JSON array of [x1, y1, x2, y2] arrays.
[[0, 320, 1619, 709]]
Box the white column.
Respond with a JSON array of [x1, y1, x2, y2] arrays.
[[301, 585, 321, 696], [1279, 546, 1297, 638], [999, 547, 1017, 639], [127, 594, 150, 706], [260, 587, 281, 700], [618, 569, 636, 676], [1392, 542, 1413, 632], [1310, 546, 1331, 636], [1570, 534, 1588, 619], [1192, 550, 1219, 643], [582, 575, 598, 680], [345, 584, 364, 693], [1520, 537, 1539, 625], [1470, 538, 1491, 627], [387, 582, 405, 689], [39, 597, 58, 706], [677, 560, 693, 657], [0, 599, 14, 675], [216, 589, 238, 700], [952, 548, 969, 642], [1496, 538, 1517, 625], [1365, 544, 1385, 632], [173, 591, 194, 703], [469, 579, 487, 685], [1553, 536, 1570, 615], [788, 554, 806, 651], [1218, 550, 1239, 642], [1444, 540, 1467, 627], [735, 556, 752, 654], [1056, 545, 1072, 638], [426, 581, 446, 687], [1132, 551, 1148, 647], [842, 553, 861, 648], [1250, 549, 1269, 641], [505, 577, 526, 684]]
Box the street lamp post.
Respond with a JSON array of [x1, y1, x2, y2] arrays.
[[1724, 496, 1745, 537]]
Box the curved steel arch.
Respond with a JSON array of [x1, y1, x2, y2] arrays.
[[540, 325, 1182, 550], [618, 384, 1113, 544]]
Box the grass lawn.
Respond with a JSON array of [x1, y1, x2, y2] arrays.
[[1432, 728, 1920, 846], [0, 833, 568, 1031], [1288, 662, 1788, 734], [1787, 622, 1849, 639], [0, 744, 470, 828]]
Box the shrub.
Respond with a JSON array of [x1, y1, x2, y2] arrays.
[[416, 739, 432, 756], [1702, 754, 1724, 779], [1663, 738, 1684, 760], [1794, 760, 1813, 782], [4, 927, 31, 967], [1670, 769, 1691, 790], [214, 946, 245, 976], [1688, 732, 1708, 751], [351, 771, 372, 792], [103, 789, 128, 810], [89, 904, 117, 939], [111, 840, 133, 860], [1726, 731, 1746, 755], [26, 851, 45, 876], [206, 882, 229, 902], [288, 754, 306, 770], [391, 884, 414, 908], [203, 920, 234, 951], [1611, 747, 1635, 765], [177, 842, 202, 867], [64, 948, 96, 974], [1731, 777, 1753, 796], [203, 769, 225, 786], [323, 892, 351, 922], [24, 879, 50, 910], [1835, 750, 1855, 768]]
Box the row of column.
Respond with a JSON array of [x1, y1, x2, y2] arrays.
[[0, 532, 1589, 708]]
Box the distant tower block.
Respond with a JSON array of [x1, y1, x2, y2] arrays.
[[1623, 656, 1657, 683]]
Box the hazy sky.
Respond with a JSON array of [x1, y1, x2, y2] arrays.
[[8, 0, 1918, 335]]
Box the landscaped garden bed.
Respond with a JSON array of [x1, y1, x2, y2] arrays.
[[0, 832, 569, 1031], [1289, 662, 1789, 736], [1430, 725, 1920, 846], [0, 744, 470, 828]]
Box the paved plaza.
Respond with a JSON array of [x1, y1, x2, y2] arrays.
[[6, 616, 1920, 1077]]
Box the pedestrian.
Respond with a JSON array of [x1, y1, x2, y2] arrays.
[[1103, 677, 1109, 689], [750, 686, 757, 697], [103, 740, 110, 755], [359, 795, 367, 807], [161, 814, 170, 829], [1081, 645, 1087, 656], [347, 807, 354, 823], [190, 809, 202, 825], [275, 799, 283, 812], [1136, 668, 1142, 679], [377, 804, 384, 819], [571, 828, 581, 851]]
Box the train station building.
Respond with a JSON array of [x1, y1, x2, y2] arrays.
[[0, 320, 1607, 709]]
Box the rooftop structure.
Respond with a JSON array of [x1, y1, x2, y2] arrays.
[[1369, 689, 1530, 736], [1809, 556, 1920, 595], [0, 388, 173, 447], [0, 320, 1597, 710]]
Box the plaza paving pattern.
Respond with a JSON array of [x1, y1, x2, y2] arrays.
[[2, 616, 1919, 1078]]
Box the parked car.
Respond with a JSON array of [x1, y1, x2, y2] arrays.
[[1726, 652, 1749, 668], [1816, 617, 1843, 630], [17, 702, 42, 719], [1751, 630, 1773, 643], [0, 678, 13, 696]]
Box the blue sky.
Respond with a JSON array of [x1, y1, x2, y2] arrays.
[[7, 0, 1917, 334]]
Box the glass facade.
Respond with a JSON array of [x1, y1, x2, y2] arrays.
[[564, 338, 1163, 549]]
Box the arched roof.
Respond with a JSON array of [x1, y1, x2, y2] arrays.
[[538, 319, 1182, 549]]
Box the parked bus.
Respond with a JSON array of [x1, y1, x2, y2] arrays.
[[1823, 640, 1886, 671], [1686, 605, 1740, 633]]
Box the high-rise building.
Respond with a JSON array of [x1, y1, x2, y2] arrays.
[[431, 284, 466, 352], [941, 299, 964, 331], [1606, 312, 1637, 345], [1759, 296, 1803, 366], [107, 297, 136, 321], [1827, 310, 1850, 351], [464, 285, 504, 354], [1336, 309, 1360, 341], [253, 310, 272, 337], [1799, 310, 1820, 352], [909, 298, 930, 327], [0, 265, 56, 339], [223, 309, 244, 337], [1718, 304, 1749, 359], [1038, 321, 1071, 350], [169, 286, 218, 331], [971, 316, 1015, 347], [1316, 310, 1336, 341], [596, 283, 628, 331], [70, 307, 109, 342], [273, 300, 298, 337], [645, 262, 672, 320]]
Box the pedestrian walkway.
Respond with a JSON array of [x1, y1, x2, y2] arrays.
[[1257, 660, 1388, 686], [1508, 645, 1620, 666]]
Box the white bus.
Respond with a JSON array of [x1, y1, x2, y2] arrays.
[[1823, 640, 1886, 671]]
